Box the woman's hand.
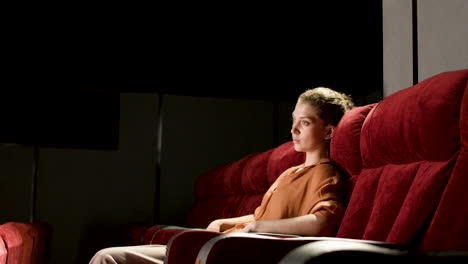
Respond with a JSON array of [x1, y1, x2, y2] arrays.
[[206, 219, 222, 232], [238, 214, 325, 236], [239, 221, 257, 233], [205, 214, 254, 232]]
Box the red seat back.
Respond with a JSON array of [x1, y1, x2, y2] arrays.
[[186, 142, 304, 228], [331, 69, 468, 251]]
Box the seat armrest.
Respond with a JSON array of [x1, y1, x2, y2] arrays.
[[164, 230, 300, 264], [165, 229, 221, 264], [196, 233, 411, 264], [127, 223, 168, 245], [147, 225, 193, 245], [280, 240, 413, 264], [250, 232, 301, 238], [280, 240, 468, 264]]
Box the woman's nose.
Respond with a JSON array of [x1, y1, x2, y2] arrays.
[[291, 123, 299, 134]]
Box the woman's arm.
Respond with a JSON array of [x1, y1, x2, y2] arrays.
[[240, 214, 328, 236], [206, 214, 255, 232]]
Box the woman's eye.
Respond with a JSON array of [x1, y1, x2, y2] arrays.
[[301, 120, 310, 126]]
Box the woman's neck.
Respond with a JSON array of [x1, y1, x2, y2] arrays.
[[304, 149, 329, 166]]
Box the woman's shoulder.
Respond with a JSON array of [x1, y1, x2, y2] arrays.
[[316, 160, 339, 170], [305, 160, 344, 179], [303, 159, 338, 171]]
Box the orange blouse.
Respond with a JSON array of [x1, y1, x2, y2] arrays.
[[223, 159, 345, 235]]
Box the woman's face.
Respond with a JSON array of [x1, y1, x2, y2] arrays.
[[291, 99, 329, 153]]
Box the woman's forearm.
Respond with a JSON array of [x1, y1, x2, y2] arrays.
[[248, 214, 327, 236], [219, 214, 254, 230], [207, 214, 255, 232], [223, 214, 255, 224]]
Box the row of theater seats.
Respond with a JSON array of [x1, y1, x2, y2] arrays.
[[127, 69, 468, 263]]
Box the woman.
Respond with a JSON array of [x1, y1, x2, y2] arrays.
[[89, 87, 354, 264]]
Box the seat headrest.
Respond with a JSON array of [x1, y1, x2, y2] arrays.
[[361, 69, 468, 167], [330, 104, 376, 176]]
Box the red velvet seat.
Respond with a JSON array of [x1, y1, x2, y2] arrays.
[[335, 69, 468, 250], [0, 238, 6, 264], [0, 222, 50, 264]]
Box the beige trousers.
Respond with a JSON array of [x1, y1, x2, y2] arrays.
[[89, 245, 167, 264]]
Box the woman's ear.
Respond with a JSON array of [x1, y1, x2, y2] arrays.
[[324, 125, 335, 140]]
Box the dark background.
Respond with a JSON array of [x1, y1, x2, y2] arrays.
[[2, 1, 382, 149]]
